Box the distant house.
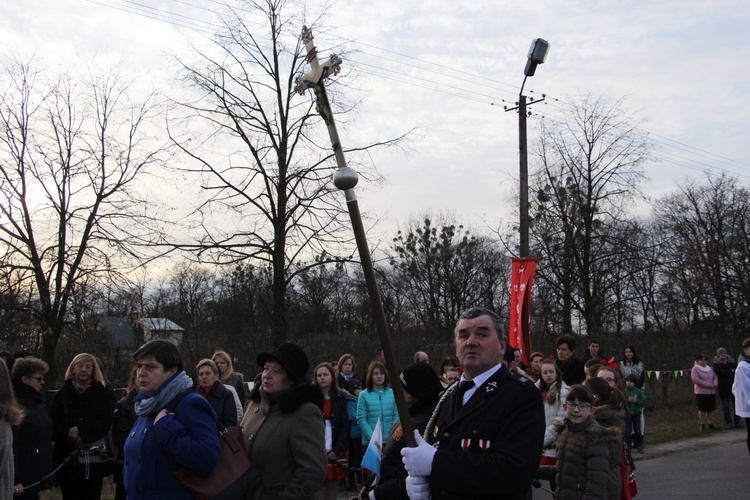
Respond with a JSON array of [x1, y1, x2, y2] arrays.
[[99, 314, 185, 350]]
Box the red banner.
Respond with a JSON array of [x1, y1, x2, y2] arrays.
[[509, 258, 538, 365]]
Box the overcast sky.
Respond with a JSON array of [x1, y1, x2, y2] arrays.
[[3, 0, 749, 246]]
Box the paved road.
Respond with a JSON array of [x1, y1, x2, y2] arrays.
[[635, 441, 748, 499]]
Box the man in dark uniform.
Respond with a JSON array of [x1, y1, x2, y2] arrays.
[[401, 307, 544, 499]]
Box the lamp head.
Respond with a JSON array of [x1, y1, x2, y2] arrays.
[[524, 38, 550, 77]]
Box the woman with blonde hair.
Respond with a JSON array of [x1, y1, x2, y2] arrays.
[[2, 359, 25, 498], [212, 350, 247, 410], [50, 353, 114, 499]]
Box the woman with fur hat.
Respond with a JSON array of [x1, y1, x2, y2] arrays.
[[240, 341, 326, 499]]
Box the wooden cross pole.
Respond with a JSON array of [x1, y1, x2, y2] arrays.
[[295, 26, 416, 448]]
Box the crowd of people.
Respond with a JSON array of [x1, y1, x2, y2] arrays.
[[1, 317, 749, 499]]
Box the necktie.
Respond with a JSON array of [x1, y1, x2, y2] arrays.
[[453, 380, 475, 413]]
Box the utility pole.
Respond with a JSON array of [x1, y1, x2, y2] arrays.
[[295, 27, 415, 447], [505, 38, 550, 258]]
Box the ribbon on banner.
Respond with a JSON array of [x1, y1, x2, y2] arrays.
[[509, 258, 538, 365]]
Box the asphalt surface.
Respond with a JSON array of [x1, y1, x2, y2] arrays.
[[348, 430, 749, 500]]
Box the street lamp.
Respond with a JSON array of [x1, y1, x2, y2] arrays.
[[517, 38, 550, 257]]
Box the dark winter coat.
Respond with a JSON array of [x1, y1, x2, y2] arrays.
[[372, 400, 436, 500], [223, 371, 248, 410], [201, 380, 239, 428], [426, 365, 545, 499], [592, 405, 626, 500], [12, 379, 55, 495], [713, 357, 738, 399], [557, 357, 587, 386], [327, 392, 349, 456], [553, 416, 622, 500], [240, 383, 326, 500], [49, 379, 114, 483], [112, 390, 137, 486]]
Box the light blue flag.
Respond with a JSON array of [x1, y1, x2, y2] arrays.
[[361, 417, 383, 484]]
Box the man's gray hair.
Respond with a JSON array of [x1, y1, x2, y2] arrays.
[[455, 307, 506, 339]]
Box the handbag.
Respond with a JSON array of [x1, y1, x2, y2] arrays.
[[76, 436, 110, 465], [175, 425, 261, 500]]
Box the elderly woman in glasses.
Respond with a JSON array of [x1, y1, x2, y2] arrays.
[[12, 357, 55, 498]]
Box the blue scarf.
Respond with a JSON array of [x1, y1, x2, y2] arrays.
[[135, 371, 194, 416]]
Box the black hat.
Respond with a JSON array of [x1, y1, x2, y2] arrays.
[[347, 378, 363, 393], [400, 362, 441, 404], [256, 341, 309, 383]]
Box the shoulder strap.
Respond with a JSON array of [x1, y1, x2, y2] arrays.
[[166, 390, 193, 413]]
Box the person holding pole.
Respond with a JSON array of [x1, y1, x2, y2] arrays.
[[400, 307, 545, 499]]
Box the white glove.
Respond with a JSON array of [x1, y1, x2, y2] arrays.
[[401, 430, 437, 477], [405, 475, 432, 500]]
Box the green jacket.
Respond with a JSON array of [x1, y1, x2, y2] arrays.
[[625, 386, 645, 416]]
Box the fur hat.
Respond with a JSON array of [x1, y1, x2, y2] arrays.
[[400, 362, 441, 404], [256, 341, 309, 383]]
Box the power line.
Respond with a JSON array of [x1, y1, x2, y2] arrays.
[[85, 0, 749, 183]]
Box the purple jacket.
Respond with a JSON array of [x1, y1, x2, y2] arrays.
[[691, 364, 718, 395]]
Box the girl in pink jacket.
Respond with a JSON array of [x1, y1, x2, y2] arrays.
[[691, 353, 719, 431]]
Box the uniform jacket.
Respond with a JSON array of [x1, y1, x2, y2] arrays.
[[240, 383, 326, 500], [13, 379, 55, 495], [691, 364, 718, 395], [552, 416, 622, 500], [733, 355, 750, 418], [201, 380, 239, 428], [123, 390, 220, 499], [357, 387, 397, 446], [49, 379, 114, 482], [426, 365, 545, 499]]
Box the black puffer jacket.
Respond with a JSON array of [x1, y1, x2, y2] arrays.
[[553, 416, 621, 500]]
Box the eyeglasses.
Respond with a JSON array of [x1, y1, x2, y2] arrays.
[[29, 376, 44, 382], [566, 402, 591, 411]]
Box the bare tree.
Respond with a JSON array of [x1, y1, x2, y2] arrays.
[[655, 174, 750, 336], [389, 215, 508, 342], [0, 55, 169, 379], [167, 0, 408, 344], [529, 92, 653, 335]]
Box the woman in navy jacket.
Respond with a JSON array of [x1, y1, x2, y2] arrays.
[[124, 340, 219, 499]]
